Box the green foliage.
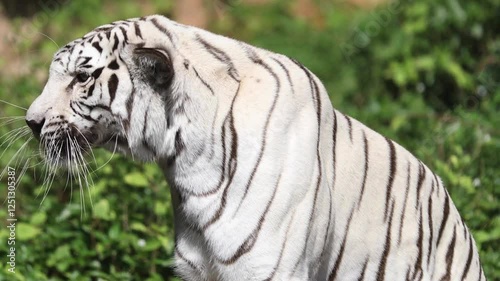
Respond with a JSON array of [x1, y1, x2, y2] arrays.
[[0, 0, 498, 280]]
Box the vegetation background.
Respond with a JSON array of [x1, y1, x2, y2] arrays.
[[0, 0, 498, 280]]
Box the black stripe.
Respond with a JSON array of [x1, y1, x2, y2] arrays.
[[87, 84, 95, 98], [398, 162, 412, 245], [237, 53, 281, 205], [72, 101, 84, 112], [44, 121, 66, 128], [478, 263, 484, 281], [104, 30, 111, 40], [415, 162, 426, 210], [427, 188, 435, 267], [219, 175, 282, 265], [384, 137, 397, 221], [332, 111, 338, 193], [436, 193, 450, 246], [91, 104, 110, 112], [77, 56, 92, 67], [271, 57, 294, 94], [108, 59, 119, 70], [93, 26, 113, 33], [196, 34, 239, 81], [344, 113, 353, 142], [113, 33, 119, 51], [119, 26, 128, 43], [375, 200, 395, 281], [92, 67, 104, 80], [193, 67, 214, 95], [174, 129, 185, 154], [70, 102, 96, 122], [460, 237, 474, 280], [108, 74, 118, 103], [92, 41, 102, 53], [202, 84, 240, 229], [439, 225, 456, 281], [134, 21, 143, 39], [66, 78, 78, 91], [433, 172, 441, 196], [141, 109, 152, 153], [318, 183, 333, 267], [187, 107, 227, 197], [328, 209, 355, 280], [356, 257, 369, 281], [404, 266, 412, 280], [150, 17, 174, 43], [121, 87, 135, 132], [125, 89, 135, 126], [175, 246, 201, 272], [357, 131, 369, 208], [289, 58, 323, 271], [264, 212, 296, 281], [462, 217, 468, 239], [412, 209, 424, 281]]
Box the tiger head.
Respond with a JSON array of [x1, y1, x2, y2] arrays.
[[25, 16, 205, 168]]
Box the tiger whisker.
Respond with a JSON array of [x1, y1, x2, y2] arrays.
[[119, 120, 134, 161], [67, 134, 87, 216], [72, 126, 98, 166], [0, 117, 26, 128], [37, 31, 60, 49], [39, 136, 57, 195], [91, 134, 119, 174], [69, 134, 94, 208], [15, 155, 32, 188], [0, 135, 33, 180], [28, 157, 46, 169], [0, 115, 26, 120], [38, 138, 52, 198], [64, 136, 75, 204], [0, 126, 30, 151], [0, 99, 28, 111], [39, 143, 62, 206]]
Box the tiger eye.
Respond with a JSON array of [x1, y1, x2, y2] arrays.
[[75, 72, 90, 83]]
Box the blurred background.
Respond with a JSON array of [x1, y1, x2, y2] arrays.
[[0, 0, 498, 280]]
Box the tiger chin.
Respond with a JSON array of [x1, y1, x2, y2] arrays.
[[25, 15, 485, 281]]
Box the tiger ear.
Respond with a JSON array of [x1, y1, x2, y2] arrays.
[[133, 48, 174, 89]]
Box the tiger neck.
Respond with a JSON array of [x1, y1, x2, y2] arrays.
[[157, 136, 229, 226]]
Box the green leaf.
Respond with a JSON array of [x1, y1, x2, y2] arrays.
[[93, 199, 115, 221], [47, 244, 73, 272], [17, 223, 41, 241], [30, 212, 47, 226], [154, 201, 168, 216], [124, 172, 149, 188], [131, 222, 148, 233], [158, 235, 174, 253]]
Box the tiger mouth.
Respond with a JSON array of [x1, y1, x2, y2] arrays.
[[40, 127, 101, 167], [40, 128, 128, 168], [41, 136, 93, 167]]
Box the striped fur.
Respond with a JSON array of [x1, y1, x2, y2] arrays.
[[26, 15, 485, 280]]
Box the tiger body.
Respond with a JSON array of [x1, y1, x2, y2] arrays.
[[25, 15, 485, 280]]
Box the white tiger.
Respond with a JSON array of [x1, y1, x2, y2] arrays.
[[25, 15, 485, 280]]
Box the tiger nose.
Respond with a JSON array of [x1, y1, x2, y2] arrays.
[[26, 118, 45, 139]]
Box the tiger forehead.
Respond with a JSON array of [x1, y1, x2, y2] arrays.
[[53, 29, 127, 73], [52, 15, 176, 69]]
